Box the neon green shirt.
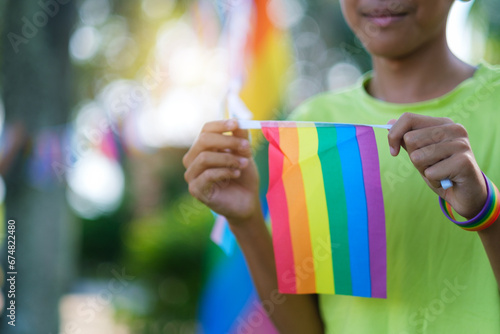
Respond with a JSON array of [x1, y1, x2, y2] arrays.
[[290, 63, 500, 334]]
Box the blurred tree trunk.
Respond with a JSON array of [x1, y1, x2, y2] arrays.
[[0, 0, 76, 333]]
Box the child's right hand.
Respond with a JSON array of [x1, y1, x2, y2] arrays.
[[182, 120, 261, 224]]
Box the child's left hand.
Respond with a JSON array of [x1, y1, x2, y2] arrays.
[[388, 113, 487, 219]]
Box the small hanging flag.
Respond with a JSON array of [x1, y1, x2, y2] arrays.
[[260, 121, 387, 298]]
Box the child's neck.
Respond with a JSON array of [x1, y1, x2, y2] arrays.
[[367, 33, 476, 104]]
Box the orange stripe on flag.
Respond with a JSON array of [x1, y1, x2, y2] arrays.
[[279, 125, 316, 293]]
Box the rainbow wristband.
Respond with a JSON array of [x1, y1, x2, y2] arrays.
[[439, 172, 500, 231]]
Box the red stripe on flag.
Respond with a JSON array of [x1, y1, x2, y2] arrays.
[[263, 126, 297, 293]]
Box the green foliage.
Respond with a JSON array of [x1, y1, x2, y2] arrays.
[[80, 207, 130, 269], [120, 192, 213, 324]]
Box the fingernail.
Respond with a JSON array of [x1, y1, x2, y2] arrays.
[[239, 158, 249, 167], [240, 140, 249, 150], [226, 119, 237, 129], [390, 146, 396, 156], [233, 169, 241, 177]]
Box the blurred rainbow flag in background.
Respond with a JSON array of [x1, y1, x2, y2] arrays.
[[198, 0, 288, 332]]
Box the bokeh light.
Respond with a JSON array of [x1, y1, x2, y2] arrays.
[[267, 0, 306, 29], [327, 62, 362, 91], [70, 26, 101, 62], [66, 151, 125, 219], [141, 0, 175, 19], [79, 0, 111, 26], [447, 0, 484, 63]]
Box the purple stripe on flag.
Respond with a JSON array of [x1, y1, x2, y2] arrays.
[[356, 126, 387, 298]]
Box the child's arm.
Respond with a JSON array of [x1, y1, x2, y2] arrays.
[[183, 120, 325, 333], [388, 113, 500, 289], [478, 222, 500, 289], [230, 211, 325, 334]]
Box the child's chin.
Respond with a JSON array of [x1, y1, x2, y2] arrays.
[[364, 41, 416, 60]]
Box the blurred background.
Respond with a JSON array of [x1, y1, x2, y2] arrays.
[[0, 0, 498, 333]]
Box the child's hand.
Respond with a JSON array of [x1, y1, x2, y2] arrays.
[[183, 120, 261, 224], [388, 113, 487, 219]]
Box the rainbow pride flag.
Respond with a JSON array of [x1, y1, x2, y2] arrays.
[[260, 121, 387, 298]]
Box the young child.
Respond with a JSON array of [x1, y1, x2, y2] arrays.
[[183, 0, 500, 333]]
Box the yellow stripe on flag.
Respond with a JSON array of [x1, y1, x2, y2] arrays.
[[297, 127, 335, 294], [280, 126, 316, 293]]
